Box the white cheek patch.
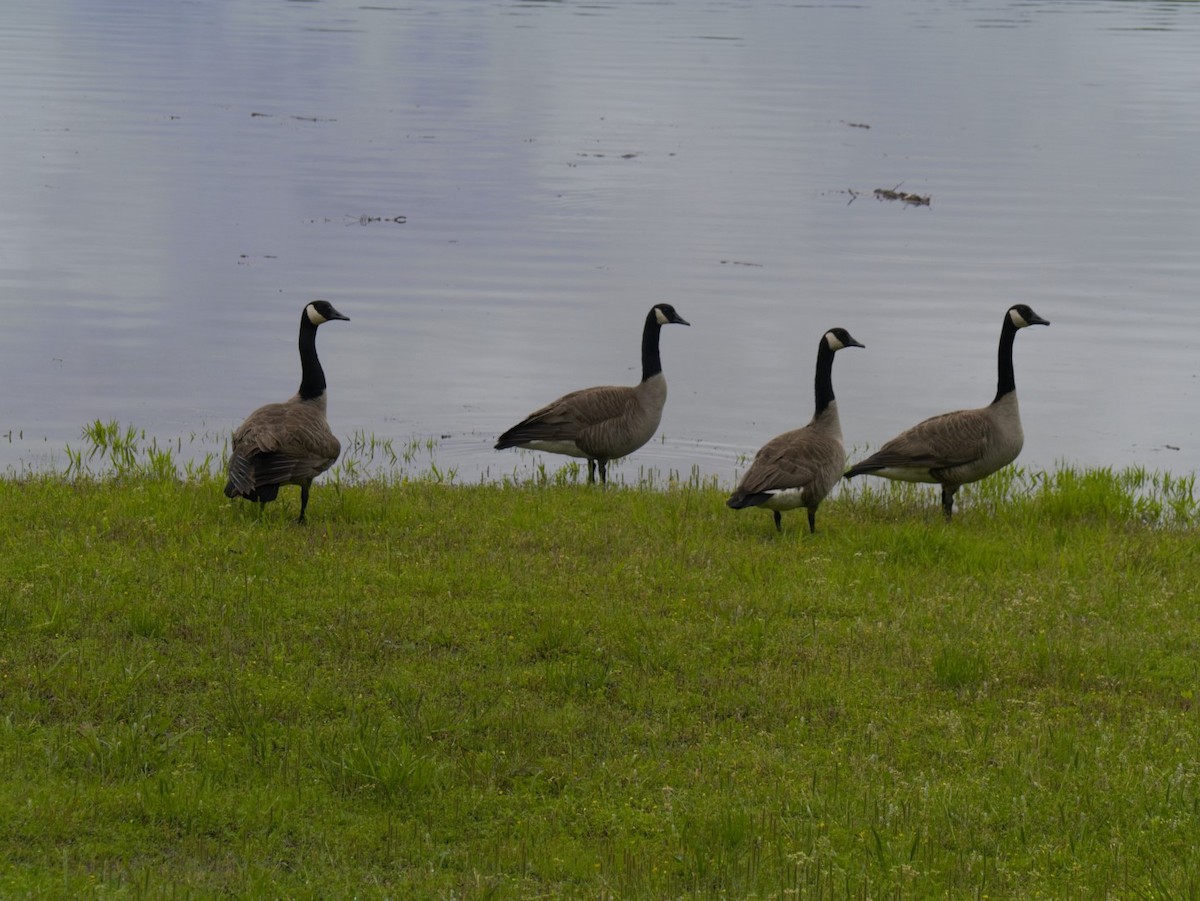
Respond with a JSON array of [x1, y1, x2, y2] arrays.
[[307, 305, 329, 326], [655, 307, 669, 325], [825, 331, 845, 351], [1009, 308, 1028, 328]]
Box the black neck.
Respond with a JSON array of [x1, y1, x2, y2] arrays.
[[814, 339, 836, 416], [993, 315, 1018, 404], [297, 313, 326, 401], [640, 309, 663, 382]]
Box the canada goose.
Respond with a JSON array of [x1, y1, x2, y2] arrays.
[[727, 328, 865, 533], [495, 304, 691, 484], [224, 300, 350, 523], [843, 304, 1049, 519]]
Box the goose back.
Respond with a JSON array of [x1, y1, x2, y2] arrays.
[[225, 394, 341, 499], [499, 373, 667, 459], [849, 392, 1023, 487], [729, 403, 845, 512]]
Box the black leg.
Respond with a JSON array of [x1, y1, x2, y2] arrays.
[[773, 510, 782, 533], [297, 481, 311, 524], [807, 509, 816, 534], [941, 486, 956, 520], [587, 459, 596, 484], [598, 460, 608, 486]]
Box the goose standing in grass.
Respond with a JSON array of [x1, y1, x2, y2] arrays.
[[727, 328, 865, 533], [495, 304, 690, 484], [224, 300, 350, 523], [843, 303, 1049, 519]]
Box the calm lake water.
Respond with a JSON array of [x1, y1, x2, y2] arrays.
[[4, 0, 1200, 486]]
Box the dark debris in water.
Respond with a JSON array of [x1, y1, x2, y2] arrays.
[[830, 185, 932, 207], [873, 187, 931, 206], [302, 215, 408, 225], [249, 112, 338, 122], [355, 215, 407, 225]]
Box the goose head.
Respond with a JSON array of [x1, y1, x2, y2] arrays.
[[306, 300, 351, 326], [824, 327, 865, 351], [1008, 304, 1049, 329], [653, 304, 691, 327]]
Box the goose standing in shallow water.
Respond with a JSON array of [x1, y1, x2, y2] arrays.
[[727, 328, 865, 533], [843, 303, 1049, 519], [224, 300, 350, 523], [495, 304, 690, 484]]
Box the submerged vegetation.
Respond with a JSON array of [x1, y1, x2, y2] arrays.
[[2, 422, 1199, 897]]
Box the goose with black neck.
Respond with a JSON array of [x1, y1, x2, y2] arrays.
[[727, 327, 865, 533], [224, 300, 350, 523], [495, 304, 690, 485], [844, 304, 1049, 520]]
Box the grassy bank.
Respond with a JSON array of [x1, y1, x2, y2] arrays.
[[1, 450, 1199, 897]]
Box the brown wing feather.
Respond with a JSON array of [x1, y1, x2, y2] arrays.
[[854, 408, 990, 472], [226, 400, 340, 497], [497, 385, 637, 447], [735, 428, 831, 496]]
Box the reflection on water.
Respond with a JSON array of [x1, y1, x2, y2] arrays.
[[3, 0, 1200, 485]]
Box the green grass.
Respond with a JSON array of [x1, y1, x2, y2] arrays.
[[2, 426, 1200, 897]]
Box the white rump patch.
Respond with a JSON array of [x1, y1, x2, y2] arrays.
[[761, 488, 807, 511]]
